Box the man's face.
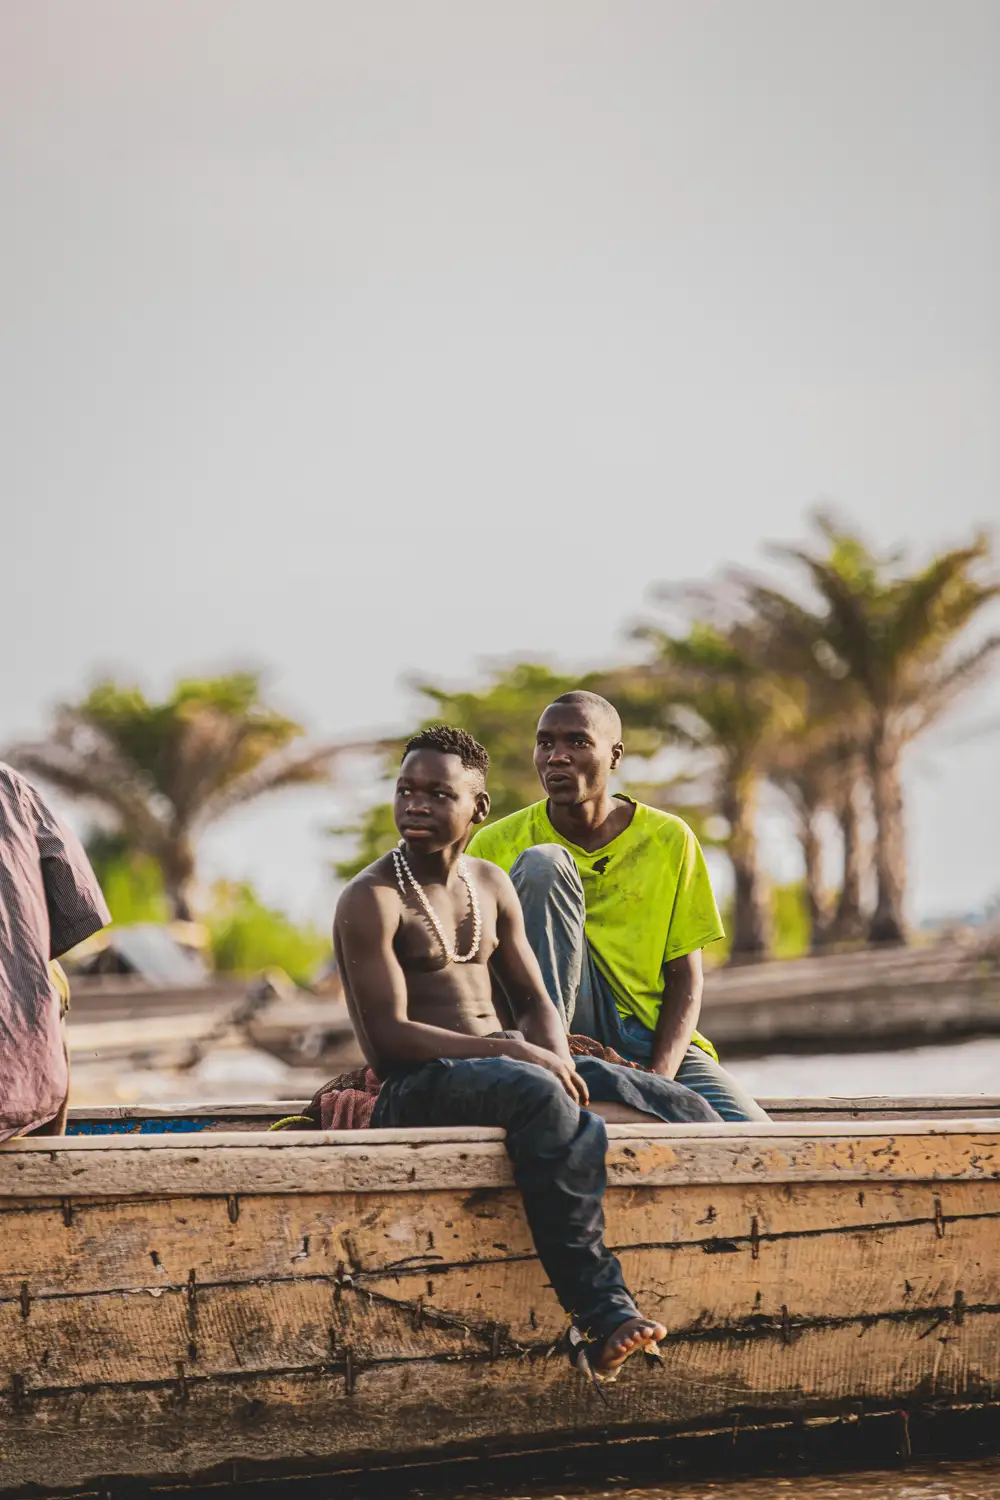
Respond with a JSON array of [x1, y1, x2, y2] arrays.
[[533, 705, 623, 807], [394, 749, 488, 853]]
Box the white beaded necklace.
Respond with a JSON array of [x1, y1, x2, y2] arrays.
[[391, 842, 482, 964]]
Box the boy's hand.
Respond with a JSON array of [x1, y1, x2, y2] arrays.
[[508, 1040, 589, 1106]]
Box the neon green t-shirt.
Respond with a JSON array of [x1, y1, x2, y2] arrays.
[[467, 798, 724, 1059]]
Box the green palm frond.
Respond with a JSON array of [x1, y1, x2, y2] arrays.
[[202, 742, 340, 825], [768, 517, 999, 732], [4, 672, 335, 919], [6, 741, 166, 850]]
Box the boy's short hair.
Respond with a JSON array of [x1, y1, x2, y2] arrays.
[[401, 725, 490, 785]]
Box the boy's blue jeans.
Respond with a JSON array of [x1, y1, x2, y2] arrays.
[[373, 1040, 718, 1342], [509, 843, 770, 1124], [372, 1052, 638, 1342]]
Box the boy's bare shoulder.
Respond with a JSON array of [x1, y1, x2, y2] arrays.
[[334, 856, 400, 929], [466, 855, 513, 899]]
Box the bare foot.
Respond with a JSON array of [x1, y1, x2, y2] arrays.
[[593, 1316, 666, 1378]]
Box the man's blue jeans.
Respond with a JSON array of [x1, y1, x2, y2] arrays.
[[510, 844, 770, 1124]]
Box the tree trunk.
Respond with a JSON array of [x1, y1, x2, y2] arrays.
[[723, 778, 771, 965], [160, 835, 198, 922], [828, 758, 869, 944], [798, 803, 831, 952], [867, 727, 907, 945]]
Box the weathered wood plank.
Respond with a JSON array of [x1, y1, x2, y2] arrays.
[[1, 1315, 998, 1493], [61, 1095, 1000, 1131], [69, 1101, 299, 1119], [366, 1207, 998, 1344], [1, 1181, 996, 1301], [0, 1187, 995, 1377], [704, 943, 994, 998], [762, 1097, 1000, 1120], [2, 1125, 999, 1197], [22, 1119, 1000, 1149], [0, 1277, 485, 1389], [752, 1097, 1000, 1119], [66, 1012, 228, 1056]]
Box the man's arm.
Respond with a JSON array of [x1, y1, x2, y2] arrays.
[[649, 823, 722, 1077], [27, 780, 111, 957], [486, 865, 585, 1083], [649, 950, 704, 1078], [335, 880, 583, 1098]]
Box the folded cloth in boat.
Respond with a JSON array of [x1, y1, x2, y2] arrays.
[[268, 1069, 381, 1129], [300, 1067, 382, 1130]]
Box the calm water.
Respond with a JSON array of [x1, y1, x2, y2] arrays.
[[729, 1034, 1000, 1098], [466, 1462, 1000, 1499]]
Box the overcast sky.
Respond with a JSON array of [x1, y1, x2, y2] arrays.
[[2, 0, 998, 925]]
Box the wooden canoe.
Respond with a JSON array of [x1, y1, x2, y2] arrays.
[[1, 1097, 999, 1494]]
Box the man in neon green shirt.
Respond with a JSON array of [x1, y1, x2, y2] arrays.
[[467, 691, 767, 1122]]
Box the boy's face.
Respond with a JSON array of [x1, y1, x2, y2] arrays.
[[394, 749, 489, 853]]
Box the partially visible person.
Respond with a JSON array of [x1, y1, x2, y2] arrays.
[[0, 763, 111, 1140], [467, 692, 769, 1123]]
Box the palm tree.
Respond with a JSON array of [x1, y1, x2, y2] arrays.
[[751, 514, 1000, 944], [767, 744, 833, 951], [728, 589, 871, 948], [6, 673, 339, 920], [764, 724, 870, 950], [611, 621, 805, 964], [824, 751, 871, 944]]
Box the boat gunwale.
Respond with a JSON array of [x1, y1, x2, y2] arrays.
[[2, 1117, 999, 1197], [58, 1093, 1000, 1120], [6, 1115, 1000, 1153]]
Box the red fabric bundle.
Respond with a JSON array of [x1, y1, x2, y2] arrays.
[[319, 1068, 381, 1130], [306, 1067, 382, 1131]]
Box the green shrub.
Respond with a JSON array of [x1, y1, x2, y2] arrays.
[[711, 882, 811, 965], [771, 882, 812, 959], [85, 832, 170, 925], [205, 883, 330, 985]]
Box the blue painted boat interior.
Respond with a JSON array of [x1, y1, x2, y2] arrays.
[[67, 1118, 214, 1135]]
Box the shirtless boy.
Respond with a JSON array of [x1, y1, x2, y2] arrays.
[[334, 725, 719, 1376]]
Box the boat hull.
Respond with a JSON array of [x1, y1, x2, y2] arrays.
[[1, 1112, 999, 1492]]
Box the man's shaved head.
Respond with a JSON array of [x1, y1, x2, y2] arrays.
[[548, 691, 622, 742]]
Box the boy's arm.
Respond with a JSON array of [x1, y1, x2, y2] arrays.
[[486, 864, 584, 1084], [335, 880, 583, 1097], [649, 950, 704, 1078]]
